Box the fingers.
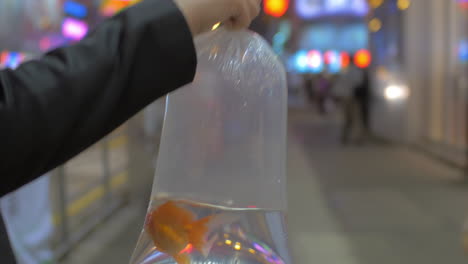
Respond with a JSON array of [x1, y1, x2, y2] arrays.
[[174, 0, 261, 35], [225, 0, 261, 31]]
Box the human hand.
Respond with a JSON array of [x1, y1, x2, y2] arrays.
[[174, 0, 261, 35]]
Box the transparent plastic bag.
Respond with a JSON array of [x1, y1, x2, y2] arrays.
[[130, 28, 290, 264]]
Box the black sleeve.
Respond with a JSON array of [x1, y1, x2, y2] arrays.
[[0, 0, 197, 197]]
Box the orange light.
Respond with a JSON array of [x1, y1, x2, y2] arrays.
[[264, 0, 289, 17], [354, 49, 372, 68], [100, 0, 132, 16], [180, 244, 193, 254], [340, 52, 350, 68]]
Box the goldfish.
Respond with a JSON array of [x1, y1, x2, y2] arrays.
[[145, 201, 213, 264]]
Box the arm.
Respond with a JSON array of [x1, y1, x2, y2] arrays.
[[0, 0, 196, 196]]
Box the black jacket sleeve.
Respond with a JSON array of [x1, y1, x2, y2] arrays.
[[0, 0, 197, 197]]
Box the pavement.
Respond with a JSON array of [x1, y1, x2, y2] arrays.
[[62, 107, 468, 264]]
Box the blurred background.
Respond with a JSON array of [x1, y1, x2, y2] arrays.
[[1, 0, 468, 263]]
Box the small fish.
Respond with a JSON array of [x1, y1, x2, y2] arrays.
[[145, 201, 213, 264]]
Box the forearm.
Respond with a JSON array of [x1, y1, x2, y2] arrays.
[[0, 0, 196, 196]]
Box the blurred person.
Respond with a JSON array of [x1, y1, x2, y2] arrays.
[[303, 73, 315, 103], [354, 68, 371, 138], [0, 0, 260, 260], [334, 62, 364, 145], [315, 73, 329, 115]]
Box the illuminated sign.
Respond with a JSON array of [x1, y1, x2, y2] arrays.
[[296, 0, 368, 19], [298, 23, 368, 52]]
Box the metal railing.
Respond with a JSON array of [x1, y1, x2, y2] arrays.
[[50, 125, 131, 260]]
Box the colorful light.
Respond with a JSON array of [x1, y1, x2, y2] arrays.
[[369, 0, 383, 8], [179, 244, 193, 254], [212, 22, 221, 31], [0, 51, 8, 65], [340, 52, 350, 68], [307, 50, 324, 73], [7, 52, 19, 68], [264, 0, 289, 17], [39, 37, 51, 51], [459, 39, 468, 63], [369, 18, 382, 32], [324, 50, 341, 73], [296, 0, 368, 19], [459, 0, 468, 9], [62, 18, 88, 40], [397, 0, 410, 10], [354, 49, 372, 68], [0, 51, 25, 69], [234, 242, 242, 250], [64, 1, 88, 18], [294, 51, 309, 72], [100, 0, 133, 17]]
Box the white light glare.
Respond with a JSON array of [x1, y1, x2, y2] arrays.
[[384, 85, 409, 100]]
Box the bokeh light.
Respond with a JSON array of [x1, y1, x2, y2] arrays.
[[369, 18, 382, 32], [354, 49, 372, 68], [264, 0, 289, 17]]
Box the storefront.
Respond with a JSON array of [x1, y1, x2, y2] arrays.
[[371, 0, 468, 167]]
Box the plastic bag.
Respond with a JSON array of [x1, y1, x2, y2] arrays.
[[130, 28, 290, 264]]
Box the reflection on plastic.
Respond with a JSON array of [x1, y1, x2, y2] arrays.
[[129, 28, 289, 264]]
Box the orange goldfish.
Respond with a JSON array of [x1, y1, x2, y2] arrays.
[[145, 201, 213, 264]]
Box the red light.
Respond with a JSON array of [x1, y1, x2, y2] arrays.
[[324, 51, 332, 64], [264, 0, 289, 17], [460, 1, 468, 9], [340, 52, 350, 68], [0, 51, 8, 65], [354, 49, 371, 68], [247, 205, 257, 208]]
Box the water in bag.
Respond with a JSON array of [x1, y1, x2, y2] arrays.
[[130, 28, 290, 264]]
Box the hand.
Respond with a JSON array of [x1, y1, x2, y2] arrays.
[[174, 0, 261, 35]]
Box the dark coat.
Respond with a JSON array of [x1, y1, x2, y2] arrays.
[[0, 0, 197, 261]]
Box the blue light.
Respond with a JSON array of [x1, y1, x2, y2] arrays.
[[6, 52, 19, 69], [459, 39, 468, 63], [299, 23, 368, 53], [325, 50, 341, 73], [295, 51, 309, 73], [296, 0, 368, 19], [64, 1, 88, 18]]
